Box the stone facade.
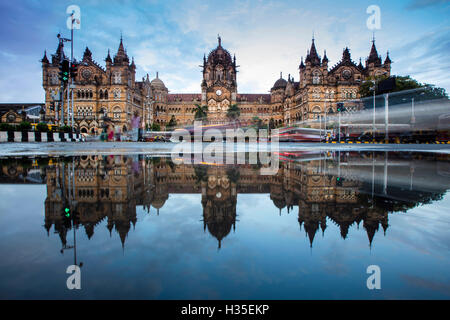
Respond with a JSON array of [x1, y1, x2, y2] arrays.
[[41, 36, 391, 132]]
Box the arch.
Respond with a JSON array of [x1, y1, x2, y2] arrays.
[[312, 105, 322, 113], [81, 127, 88, 134]]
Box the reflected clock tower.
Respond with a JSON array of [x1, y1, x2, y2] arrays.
[[201, 36, 238, 123]]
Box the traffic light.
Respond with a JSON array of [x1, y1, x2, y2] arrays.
[[64, 207, 70, 218], [70, 62, 78, 80], [59, 59, 70, 85], [336, 177, 342, 186], [337, 102, 345, 112], [49, 101, 55, 111], [62, 206, 72, 228]]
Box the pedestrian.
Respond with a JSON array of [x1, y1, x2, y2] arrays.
[[107, 125, 114, 142], [115, 125, 121, 142], [131, 111, 141, 142]]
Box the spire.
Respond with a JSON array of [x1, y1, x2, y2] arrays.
[[280, 71, 283, 79], [105, 49, 112, 63], [384, 50, 392, 64], [322, 50, 328, 63], [131, 56, 136, 68], [342, 47, 351, 62], [218, 34, 222, 47], [367, 36, 382, 66], [118, 36, 125, 55], [299, 56, 305, 69], [114, 35, 129, 64], [83, 46, 92, 61], [305, 37, 320, 66], [41, 50, 49, 63], [52, 41, 65, 64], [358, 57, 364, 69]]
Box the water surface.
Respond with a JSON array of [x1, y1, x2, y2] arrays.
[[0, 151, 449, 299]]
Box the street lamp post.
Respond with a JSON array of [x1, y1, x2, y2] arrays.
[[384, 93, 389, 143], [371, 80, 376, 141], [338, 109, 341, 143]]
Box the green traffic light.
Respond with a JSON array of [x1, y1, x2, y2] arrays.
[[65, 207, 70, 217]]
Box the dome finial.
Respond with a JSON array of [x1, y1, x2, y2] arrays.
[[280, 71, 282, 79], [218, 34, 221, 47]]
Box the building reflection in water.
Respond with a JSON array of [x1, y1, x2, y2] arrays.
[[1, 151, 449, 252]]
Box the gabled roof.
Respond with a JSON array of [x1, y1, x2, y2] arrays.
[[329, 47, 359, 74]]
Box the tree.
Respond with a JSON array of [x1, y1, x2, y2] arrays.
[[167, 115, 177, 129], [360, 75, 448, 99], [226, 104, 240, 121], [151, 123, 161, 131], [193, 104, 208, 121], [251, 116, 263, 129]]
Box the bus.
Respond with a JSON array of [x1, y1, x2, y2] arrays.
[[274, 127, 330, 142]]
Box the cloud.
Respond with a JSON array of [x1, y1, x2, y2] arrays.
[[407, 0, 450, 9], [392, 26, 450, 91], [0, 0, 449, 102]]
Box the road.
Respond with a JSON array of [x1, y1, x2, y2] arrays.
[[0, 141, 449, 156]]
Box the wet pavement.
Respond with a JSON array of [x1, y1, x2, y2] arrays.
[[0, 141, 449, 156]]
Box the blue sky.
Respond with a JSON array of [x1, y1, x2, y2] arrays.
[[0, 0, 449, 102]]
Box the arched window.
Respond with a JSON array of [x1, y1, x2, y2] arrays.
[[113, 72, 121, 84], [312, 71, 321, 84], [113, 106, 121, 119]]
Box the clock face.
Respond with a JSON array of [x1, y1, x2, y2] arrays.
[[216, 89, 222, 96], [7, 114, 16, 122], [82, 68, 92, 80], [342, 69, 352, 80]]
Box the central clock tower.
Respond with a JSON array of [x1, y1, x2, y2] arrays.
[[201, 36, 238, 123]]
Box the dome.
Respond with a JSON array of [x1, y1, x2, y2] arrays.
[[272, 73, 287, 90], [206, 36, 232, 66], [150, 72, 167, 90], [151, 198, 166, 209]]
